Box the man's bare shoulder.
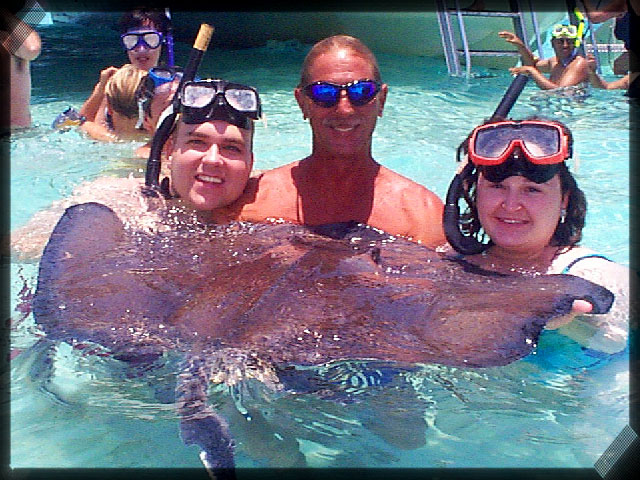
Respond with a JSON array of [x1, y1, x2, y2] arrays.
[[372, 166, 445, 247], [11, 175, 164, 261], [378, 166, 443, 206], [237, 161, 301, 222], [258, 161, 299, 182], [251, 161, 300, 199]]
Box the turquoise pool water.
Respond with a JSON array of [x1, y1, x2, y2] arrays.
[[9, 21, 630, 470]]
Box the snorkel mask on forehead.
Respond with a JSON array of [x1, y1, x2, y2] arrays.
[[467, 120, 572, 184], [178, 79, 262, 129], [551, 14, 584, 49], [144, 77, 261, 198]]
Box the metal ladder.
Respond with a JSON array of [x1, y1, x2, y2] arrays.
[[581, 19, 626, 74], [436, 0, 543, 77]]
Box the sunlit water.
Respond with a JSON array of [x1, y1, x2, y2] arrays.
[[9, 22, 630, 470]]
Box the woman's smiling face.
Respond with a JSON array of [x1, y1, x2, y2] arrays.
[[476, 172, 568, 255]]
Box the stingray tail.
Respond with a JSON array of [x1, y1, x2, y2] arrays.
[[176, 355, 237, 479]]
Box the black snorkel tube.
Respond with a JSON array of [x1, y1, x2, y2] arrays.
[[143, 23, 214, 197], [443, 74, 530, 255]]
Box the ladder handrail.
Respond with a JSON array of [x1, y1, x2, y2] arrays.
[[454, 0, 472, 78], [436, 0, 461, 76], [527, 0, 544, 59], [436, 0, 544, 78]]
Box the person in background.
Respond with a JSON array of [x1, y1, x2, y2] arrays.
[[1, 7, 41, 129], [80, 64, 148, 142], [133, 65, 182, 157], [235, 35, 446, 247], [446, 117, 629, 354], [498, 24, 590, 90], [581, 0, 629, 75], [78, 8, 170, 127]]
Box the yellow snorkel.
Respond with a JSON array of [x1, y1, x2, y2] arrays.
[[573, 8, 585, 48]]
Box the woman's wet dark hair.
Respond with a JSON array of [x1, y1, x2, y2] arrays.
[[119, 8, 171, 35], [458, 116, 586, 250]]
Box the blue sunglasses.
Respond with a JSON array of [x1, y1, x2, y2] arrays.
[[302, 79, 381, 108], [120, 31, 163, 51]]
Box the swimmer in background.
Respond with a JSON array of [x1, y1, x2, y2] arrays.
[[80, 64, 148, 142], [445, 117, 629, 354], [11, 78, 261, 261], [581, 0, 630, 75], [498, 24, 590, 90], [1, 7, 41, 129], [78, 8, 171, 127], [133, 65, 183, 158]]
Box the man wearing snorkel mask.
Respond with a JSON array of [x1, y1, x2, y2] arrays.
[[445, 118, 629, 354], [11, 78, 261, 259], [133, 66, 183, 157], [498, 23, 589, 90], [234, 35, 446, 248]]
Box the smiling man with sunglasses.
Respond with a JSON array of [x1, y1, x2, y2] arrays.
[[236, 35, 445, 247]]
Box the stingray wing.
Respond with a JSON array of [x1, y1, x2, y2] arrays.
[[33, 203, 182, 360]]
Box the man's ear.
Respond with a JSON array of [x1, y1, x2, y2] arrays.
[[294, 87, 309, 120], [164, 134, 175, 170], [377, 83, 388, 118]]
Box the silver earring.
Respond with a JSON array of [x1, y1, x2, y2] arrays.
[[560, 208, 567, 224]]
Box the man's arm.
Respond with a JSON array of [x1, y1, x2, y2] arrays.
[[582, 0, 627, 24], [497, 30, 539, 67], [0, 9, 41, 61], [11, 176, 160, 261], [79, 66, 119, 121], [510, 56, 589, 90], [405, 188, 446, 248]]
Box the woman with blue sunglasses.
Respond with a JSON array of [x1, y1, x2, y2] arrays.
[[79, 64, 149, 142]]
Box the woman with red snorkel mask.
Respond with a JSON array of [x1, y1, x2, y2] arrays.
[[444, 117, 629, 354]]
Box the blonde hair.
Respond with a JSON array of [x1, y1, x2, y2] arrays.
[[105, 64, 147, 119]]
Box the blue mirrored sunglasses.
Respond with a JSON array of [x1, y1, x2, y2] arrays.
[[120, 31, 163, 51], [302, 79, 381, 108]]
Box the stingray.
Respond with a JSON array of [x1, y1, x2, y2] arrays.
[[32, 202, 614, 476]]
